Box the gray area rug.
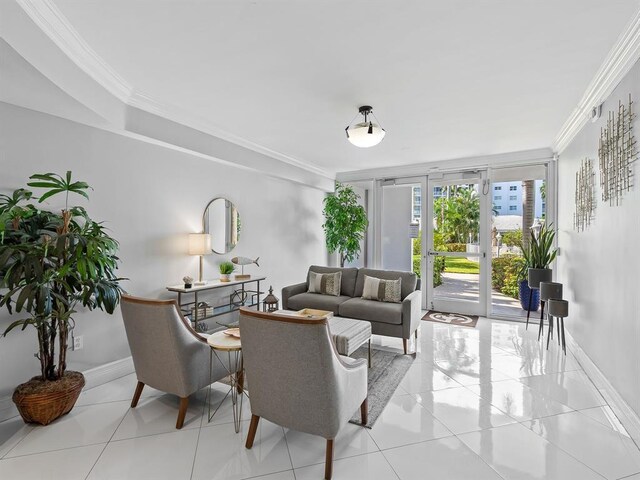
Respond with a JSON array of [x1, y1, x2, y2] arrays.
[[348, 346, 415, 428]]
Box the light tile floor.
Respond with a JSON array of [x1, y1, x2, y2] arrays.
[[1, 317, 640, 479]]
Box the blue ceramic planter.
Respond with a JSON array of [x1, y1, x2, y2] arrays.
[[519, 280, 540, 311]]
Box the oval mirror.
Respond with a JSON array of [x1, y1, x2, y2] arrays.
[[203, 198, 241, 254]]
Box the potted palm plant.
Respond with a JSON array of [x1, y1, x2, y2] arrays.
[[518, 223, 558, 311], [0, 172, 123, 425]]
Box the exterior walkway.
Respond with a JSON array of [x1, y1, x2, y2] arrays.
[[436, 272, 530, 319]]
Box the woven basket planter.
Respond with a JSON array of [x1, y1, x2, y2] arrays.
[[12, 371, 85, 425]]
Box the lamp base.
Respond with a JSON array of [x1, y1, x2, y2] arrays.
[[194, 281, 207, 286], [234, 274, 251, 280]]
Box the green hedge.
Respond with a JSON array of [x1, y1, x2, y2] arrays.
[[413, 255, 445, 288], [492, 254, 525, 299], [445, 243, 467, 252]]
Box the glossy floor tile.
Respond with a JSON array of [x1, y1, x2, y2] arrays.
[[399, 361, 461, 394], [285, 422, 378, 468], [88, 429, 199, 480], [0, 316, 638, 480], [383, 435, 503, 479], [459, 422, 605, 480], [467, 379, 573, 421], [525, 411, 640, 479], [367, 394, 452, 450], [0, 416, 33, 459], [521, 370, 606, 410], [415, 386, 516, 434], [0, 444, 105, 480], [191, 419, 293, 480], [294, 451, 399, 480], [76, 373, 163, 407], [5, 401, 130, 458]]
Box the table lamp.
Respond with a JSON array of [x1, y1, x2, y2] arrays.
[[189, 233, 212, 284]]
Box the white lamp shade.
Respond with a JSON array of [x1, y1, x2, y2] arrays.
[[346, 122, 386, 148], [188, 233, 211, 255]]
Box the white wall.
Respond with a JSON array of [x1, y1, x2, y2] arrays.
[[557, 59, 640, 417], [0, 103, 327, 406], [381, 185, 413, 271]]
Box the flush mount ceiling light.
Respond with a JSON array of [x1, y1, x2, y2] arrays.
[[345, 105, 386, 148]]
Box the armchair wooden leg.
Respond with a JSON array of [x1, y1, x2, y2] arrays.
[[403, 338, 408, 355], [360, 398, 368, 425], [245, 414, 260, 449], [131, 381, 145, 408], [325, 439, 334, 480], [176, 397, 189, 429]]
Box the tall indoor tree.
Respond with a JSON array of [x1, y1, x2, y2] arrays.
[[322, 182, 368, 267], [0, 172, 123, 424]]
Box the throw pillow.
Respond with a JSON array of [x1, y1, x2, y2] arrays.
[[308, 271, 342, 296], [361, 275, 402, 303]]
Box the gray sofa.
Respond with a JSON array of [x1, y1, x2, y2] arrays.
[[282, 266, 422, 354]]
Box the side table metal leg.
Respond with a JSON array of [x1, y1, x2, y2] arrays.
[[368, 339, 371, 368]]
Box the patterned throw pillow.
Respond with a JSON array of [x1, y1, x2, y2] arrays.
[[307, 271, 342, 296], [361, 275, 402, 303]]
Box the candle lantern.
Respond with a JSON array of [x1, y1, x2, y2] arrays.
[[262, 285, 280, 313]]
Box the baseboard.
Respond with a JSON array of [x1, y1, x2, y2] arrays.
[[566, 332, 640, 447], [82, 356, 134, 391], [0, 356, 134, 423]]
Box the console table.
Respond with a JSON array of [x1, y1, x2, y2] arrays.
[[167, 276, 266, 332]]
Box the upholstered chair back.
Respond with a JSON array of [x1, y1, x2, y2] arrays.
[[121, 295, 213, 398], [239, 308, 367, 439]]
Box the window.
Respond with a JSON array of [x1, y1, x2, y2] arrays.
[[495, 206, 502, 210], [494, 195, 502, 200], [494, 186, 502, 191], [509, 186, 517, 191], [509, 195, 517, 200], [509, 205, 517, 211]]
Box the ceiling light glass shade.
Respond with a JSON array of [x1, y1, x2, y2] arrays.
[[188, 233, 211, 255], [346, 122, 386, 148]]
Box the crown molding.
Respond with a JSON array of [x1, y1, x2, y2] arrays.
[[14, 0, 333, 183], [128, 90, 333, 179], [336, 148, 553, 183], [554, 8, 640, 154], [16, 0, 133, 102]]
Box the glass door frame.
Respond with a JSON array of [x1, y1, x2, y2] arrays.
[[424, 171, 489, 316]]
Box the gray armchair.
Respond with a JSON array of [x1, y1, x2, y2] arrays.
[[239, 308, 368, 480], [120, 295, 230, 429]]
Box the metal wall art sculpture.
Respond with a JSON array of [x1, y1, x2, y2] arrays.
[[598, 94, 637, 206], [574, 158, 595, 231]]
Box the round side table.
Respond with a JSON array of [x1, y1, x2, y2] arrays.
[[207, 331, 247, 433]]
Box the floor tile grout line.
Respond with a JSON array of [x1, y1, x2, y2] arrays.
[[617, 471, 640, 480], [376, 449, 402, 480], [280, 427, 297, 476], [0, 425, 35, 460], [452, 431, 509, 480], [514, 414, 613, 480], [2, 439, 107, 461], [188, 420, 203, 480], [83, 403, 131, 480]]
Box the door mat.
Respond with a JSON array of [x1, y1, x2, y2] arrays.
[[422, 311, 479, 328], [348, 346, 414, 428]]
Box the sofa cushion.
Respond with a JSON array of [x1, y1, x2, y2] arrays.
[[286, 292, 352, 315], [361, 275, 402, 303], [339, 298, 403, 325], [308, 271, 342, 296], [354, 268, 417, 300], [308, 265, 358, 297]]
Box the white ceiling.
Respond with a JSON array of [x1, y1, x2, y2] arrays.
[[54, 0, 640, 174]]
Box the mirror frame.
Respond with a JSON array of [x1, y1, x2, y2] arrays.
[[202, 197, 240, 254]]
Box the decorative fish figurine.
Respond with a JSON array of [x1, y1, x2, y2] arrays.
[[231, 256, 260, 267]]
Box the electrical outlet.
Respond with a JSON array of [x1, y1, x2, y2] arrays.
[[73, 335, 83, 351]]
